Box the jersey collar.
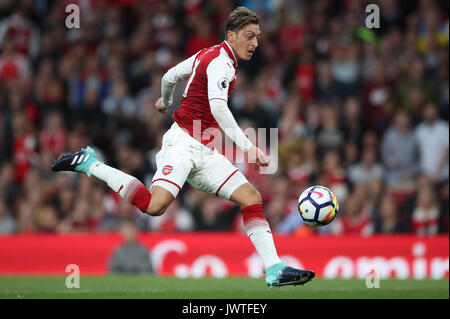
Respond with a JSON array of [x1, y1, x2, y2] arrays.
[[222, 41, 238, 68]]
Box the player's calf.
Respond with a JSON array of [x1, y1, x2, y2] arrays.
[[229, 183, 262, 208]]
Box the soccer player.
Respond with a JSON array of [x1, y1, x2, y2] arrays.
[[52, 7, 314, 287]]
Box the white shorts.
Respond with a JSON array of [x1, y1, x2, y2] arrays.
[[151, 122, 248, 199]]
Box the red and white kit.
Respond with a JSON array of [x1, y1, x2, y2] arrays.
[[62, 39, 285, 275], [152, 41, 253, 199]]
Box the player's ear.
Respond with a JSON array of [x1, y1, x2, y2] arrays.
[[227, 30, 236, 43]]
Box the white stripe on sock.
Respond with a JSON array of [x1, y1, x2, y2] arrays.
[[244, 219, 269, 234], [88, 161, 141, 197]]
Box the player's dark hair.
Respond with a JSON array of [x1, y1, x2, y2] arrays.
[[226, 6, 259, 35]]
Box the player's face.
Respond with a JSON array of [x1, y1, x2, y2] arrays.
[[228, 24, 260, 61]]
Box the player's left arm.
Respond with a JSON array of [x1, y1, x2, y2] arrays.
[[207, 58, 269, 171]]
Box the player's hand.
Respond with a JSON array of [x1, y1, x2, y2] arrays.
[[247, 146, 270, 172], [155, 97, 168, 113]]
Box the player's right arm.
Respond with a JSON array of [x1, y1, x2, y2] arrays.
[[156, 52, 200, 112]]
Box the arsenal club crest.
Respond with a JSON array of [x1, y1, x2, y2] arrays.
[[162, 165, 173, 175]]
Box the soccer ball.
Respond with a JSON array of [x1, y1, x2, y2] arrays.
[[298, 185, 339, 226]]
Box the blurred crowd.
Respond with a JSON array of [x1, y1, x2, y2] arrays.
[[0, 0, 448, 236]]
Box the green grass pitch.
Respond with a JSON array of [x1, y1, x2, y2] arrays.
[[0, 276, 448, 299]]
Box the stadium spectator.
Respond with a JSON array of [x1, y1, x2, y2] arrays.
[[285, 138, 318, 190], [34, 204, 59, 233], [0, 197, 15, 234], [0, 2, 40, 59], [362, 59, 395, 133], [316, 105, 345, 157], [185, 16, 218, 57], [330, 186, 374, 236], [330, 42, 360, 99], [192, 198, 239, 232], [373, 194, 410, 234], [53, 185, 75, 221], [395, 55, 439, 116], [347, 147, 384, 188], [294, 49, 315, 103], [275, 203, 304, 235], [278, 93, 304, 140], [39, 111, 67, 157], [436, 49, 449, 119], [382, 109, 419, 188], [102, 78, 137, 119], [340, 96, 365, 145], [236, 85, 274, 134], [108, 219, 153, 274], [16, 201, 34, 233], [414, 102, 449, 184], [315, 61, 340, 103], [343, 140, 359, 169], [439, 181, 449, 234], [317, 150, 348, 201], [437, 181, 449, 233], [0, 37, 31, 88], [409, 185, 441, 236], [33, 60, 66, 115], [10, 111, 38, 184], [265, 193, 290, 230], [0, 161, 19, 204]]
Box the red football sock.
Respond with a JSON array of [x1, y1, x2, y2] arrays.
[[242, 203, 269, 233], [129, 184, 151, 213], [241, 203, 282, 268]]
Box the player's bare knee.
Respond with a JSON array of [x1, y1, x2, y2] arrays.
[[240, 187, 262, 207], [231, 183, 263, 208]]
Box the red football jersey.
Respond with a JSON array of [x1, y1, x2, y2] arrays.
[[173, 41, 238, 147]]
